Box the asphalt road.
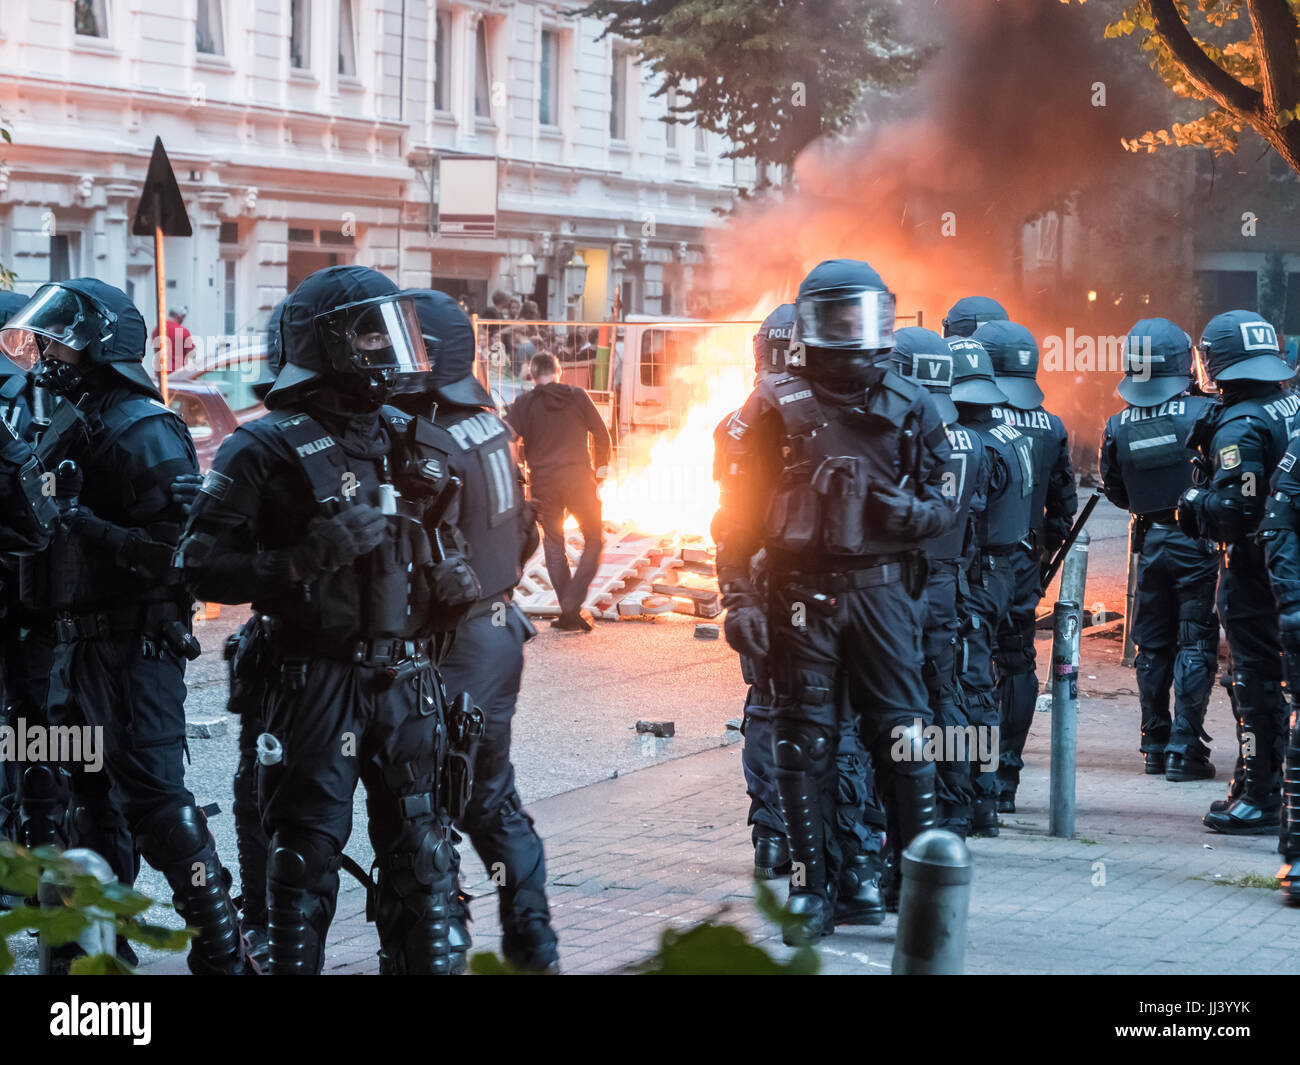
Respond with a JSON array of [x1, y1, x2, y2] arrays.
[[8, 493, 1135, 973]]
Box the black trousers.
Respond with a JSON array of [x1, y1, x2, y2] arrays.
[[46, 635, 188, 887], [259, 654, 450, 973], [1130, 523, 1219, 758], [926, 559, 976, 826], [439, 606, 551, 935], [532, 473, 605, 615], [995, 544, 1042, 796], [766, 573, 929, 903], [1, 619, 63, 846], [741, 682, 784, 837], [959, 551, 1016, 803]]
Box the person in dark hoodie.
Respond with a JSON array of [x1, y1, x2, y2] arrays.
[[179, 266, 482, 974], [0, 278, 250, 974], [506, 352, 612, 631]]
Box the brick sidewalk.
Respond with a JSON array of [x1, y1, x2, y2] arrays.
[[145, 628, 1300, 975]]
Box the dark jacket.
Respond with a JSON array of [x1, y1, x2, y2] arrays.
[[505, 382, 611, 485]]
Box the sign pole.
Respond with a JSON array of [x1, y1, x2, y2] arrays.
[[154, 192, 168, 405]]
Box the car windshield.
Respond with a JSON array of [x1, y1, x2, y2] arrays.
[[195, 361, 266, 413]]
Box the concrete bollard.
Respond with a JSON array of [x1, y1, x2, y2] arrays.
[[1049, 599, 1082, 838], [891, 829, 973, 975], [38, 848, 117, 974]]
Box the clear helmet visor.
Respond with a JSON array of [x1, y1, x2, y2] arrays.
[[1193, 344, 1217, 394], [314, 296, 431, 375], [0, 285, 114, 367], [795, 289, 895, 350]]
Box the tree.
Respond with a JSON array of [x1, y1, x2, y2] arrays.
[[1086, 0, 1300, 175], [572, 0, 929, 187]]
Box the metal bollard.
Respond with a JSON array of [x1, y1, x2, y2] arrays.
[[38, 848, 117, 974], [891, 829, 973, 975], [1121, 546, 1139, 667], [1059, 528, 1090, 614], [1049, 600, 1082, 838]]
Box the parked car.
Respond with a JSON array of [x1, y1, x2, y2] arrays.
[[170, 335, 269, 427], [167, 380, 240, 471]]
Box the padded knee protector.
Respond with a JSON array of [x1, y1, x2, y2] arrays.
[[267, 831, 340, 976]]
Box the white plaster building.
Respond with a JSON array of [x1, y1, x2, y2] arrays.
[[0, 0, 756, 347]]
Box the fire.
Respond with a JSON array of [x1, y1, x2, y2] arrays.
[[598, 313, 775, 537]]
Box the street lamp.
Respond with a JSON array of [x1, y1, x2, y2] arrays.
[[517, 252, 537, 295], [564, 251, 588, 302]]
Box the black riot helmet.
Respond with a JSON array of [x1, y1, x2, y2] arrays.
[[753, 303, 796, 377], [0, 278, 158, 399], [251, 298, 287, 402], [265, 265, 428, 410], [942, 296, 1009, 338], [973, 319, 1042, 410], [1194, 310, 1292, 394], [1117, 317, 1193, 406], [790, 259, 896, 388], [0, 291, 33, 379], [391, 289, 493, 409], [893, 326, 957, 423], [947, 336, 1009, 407]]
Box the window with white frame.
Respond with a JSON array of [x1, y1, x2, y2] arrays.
[[474, 20, 492, 119], [664, 86, 678, 151], [75, 0, 108, 38], [196, 0, 225, 55], [434, 10, 451, 111], [290, 0, 311, 70], [695, 124, 708, 153], [610, 50, 628, 141], [338, 0, 357, 77], [539, 29, 559, 127]]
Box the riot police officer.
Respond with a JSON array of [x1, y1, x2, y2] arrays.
[[389, 287, 559, 973], [894, 327, 988, 838], [712, 259, 955, 941], [942, 296, 1009, 339], [180, 265, 482, 974], [217, 301, 288, 967], [1099, 319, 1218, 780], [977, 319, 1077, 813], [1178, 310, 1298, 834], [1261, 433, 1300, 901], [714, 303, 796, 880], [0, 278, 249, 974], [948, 337, 1032, 835]]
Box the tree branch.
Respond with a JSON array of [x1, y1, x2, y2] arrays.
[[1145, 0, 1262, 118], [1244, 0, 1300, 117]]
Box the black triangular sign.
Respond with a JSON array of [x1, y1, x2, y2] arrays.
[[131, 137, 192, 237]]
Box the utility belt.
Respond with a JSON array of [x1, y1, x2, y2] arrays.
[[773, 551, 926, 598], [268, 624, 439, 669], [54, 599, 199, 659], [1131, 509, 1180, 553]]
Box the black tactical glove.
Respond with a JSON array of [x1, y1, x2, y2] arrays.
[[430, 555, 481, 609], [170, 473, 205, 515], [291, 504, 388, 579], [724, 604, 769, 659], [873, 483, 952, 539], [1176, 488, 1204, 541], [54, 459, 83, 501]]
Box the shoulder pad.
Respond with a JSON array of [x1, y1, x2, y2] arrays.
[[94, 396, 185, 451], [876, 369, 922, 403]]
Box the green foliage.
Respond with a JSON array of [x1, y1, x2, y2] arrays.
[[1081, 0, 1300, 173], [571, 0, 930, 183], [0, 841, 192, 974]]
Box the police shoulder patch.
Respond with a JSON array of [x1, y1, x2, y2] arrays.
[[1280, 452, 1297, 474], [1219, 444, 1242, 470]]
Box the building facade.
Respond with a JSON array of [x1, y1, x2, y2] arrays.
[[0, 0, 755, 353]]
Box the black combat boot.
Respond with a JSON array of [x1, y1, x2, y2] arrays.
[[1143, 750, 1167, 775], [137, 805, 251, 974], [753, 827, 791, 880], [1204, 697, 1282, 835], [1166, 753, 1215, 782], [972, 796, 1001, 837], [500, 888, 560, 972], [834, 852, 886, 926], [775, 765, 834, 945]]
